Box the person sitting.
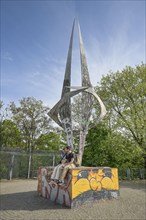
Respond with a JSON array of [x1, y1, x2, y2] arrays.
[[58, 146, 76, 184]]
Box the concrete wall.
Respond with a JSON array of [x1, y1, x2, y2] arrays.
[[37, 167, 119, 208]]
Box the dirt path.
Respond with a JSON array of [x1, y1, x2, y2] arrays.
[[0, 179, 145, 220]]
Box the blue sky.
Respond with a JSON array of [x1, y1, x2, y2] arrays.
[[1, 0, 145, 108]]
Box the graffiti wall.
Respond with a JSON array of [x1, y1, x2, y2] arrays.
[[37, 167, 119, 208], [38, 167, 72, 206]]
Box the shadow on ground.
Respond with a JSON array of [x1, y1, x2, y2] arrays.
[[0, 191, 68, 211], [0, 180, 145, 211]]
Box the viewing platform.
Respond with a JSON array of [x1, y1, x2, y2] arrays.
[[37, 167, 119, 208]]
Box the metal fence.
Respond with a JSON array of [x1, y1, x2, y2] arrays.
[[0, 151, 60, 180], [118, 168, 146, 180], [0, 151, 145, 180]]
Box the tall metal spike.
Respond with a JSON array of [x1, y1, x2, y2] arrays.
[[78, 22, 92, 87], [48, 19, 107, 158], [78, 21, 93, 131], [61, 19, 75, 97], [77, 21, 94, 164], [59, 20, 75, 148]]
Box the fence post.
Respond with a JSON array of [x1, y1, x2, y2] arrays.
[[139, 168, 144, 179], [126, 168, 131, 180], [9, 154, 15, 180], [28, 149, 32, 179], [52, 153, 55, 167]]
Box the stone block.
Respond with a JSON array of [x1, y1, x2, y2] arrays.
[[37, 167, 119, 208]]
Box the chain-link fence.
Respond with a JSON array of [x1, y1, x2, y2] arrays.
[[0, 151, 60, 179], [0, 151, 145, 180], [118, 167, 146, 180]]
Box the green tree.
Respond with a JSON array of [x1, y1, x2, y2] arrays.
[[36, 132, 63, 151], [83, 123, 143, 168], [9, 97, 53, 178], [0, 120, 22, 148], [95, 63, 146, 151]]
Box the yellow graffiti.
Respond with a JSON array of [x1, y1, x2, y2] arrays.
[[89, 178, 102, 191], [38, 167, 119, 201], [71, 168, 119, 199], [72, 178, 90, 198]]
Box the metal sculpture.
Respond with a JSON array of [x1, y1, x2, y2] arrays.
[[48, 20, 107, 165]]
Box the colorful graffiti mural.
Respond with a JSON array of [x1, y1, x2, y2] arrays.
[[37, 167, 119, 208]]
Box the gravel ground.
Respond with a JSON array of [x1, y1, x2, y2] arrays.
[[0, 179, 145, 220]]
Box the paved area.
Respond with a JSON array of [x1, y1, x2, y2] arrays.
[[0, 179, 145, 220]]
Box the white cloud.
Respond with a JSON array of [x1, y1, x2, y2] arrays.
[[86, 24, 145, 86]]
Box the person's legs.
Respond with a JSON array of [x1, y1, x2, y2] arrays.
[[59, 164, 75, 182], [51, 164, 63, 180], [54, 164, 64, 180]]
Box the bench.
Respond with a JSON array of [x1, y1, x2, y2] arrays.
[[37, 166, 119, 208]]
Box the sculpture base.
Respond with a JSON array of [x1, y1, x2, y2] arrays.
[[37, 167, 119, 208]]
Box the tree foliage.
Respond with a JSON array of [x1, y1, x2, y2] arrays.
[[35, 132, 64, 151], [82, 123, 143, 168], [81, 64, 146, 168], [9, 97, 53, 152], [0, 120, 22, 148], [95, 63, 146, 150]]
